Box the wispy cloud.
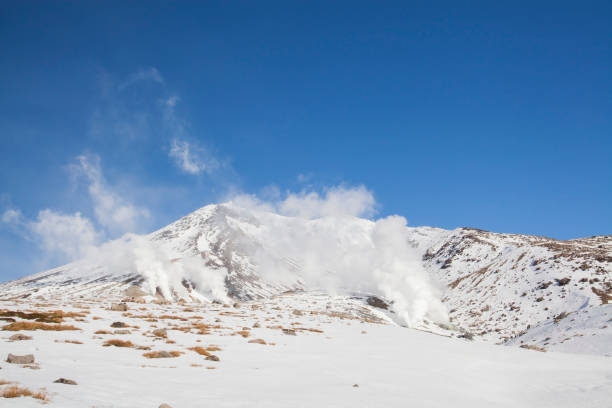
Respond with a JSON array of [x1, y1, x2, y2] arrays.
[[71, 153, 150, 235], [118, 67, 164, 90], [169, 139, 220, 175]]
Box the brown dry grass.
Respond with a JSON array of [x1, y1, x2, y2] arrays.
[[2, 321, 79, 331], [248, 338, 266, 345], [234, 330, 250, 338], [158, 315, 188, 321], [1, 385, 49, 401], [0, 309, 85, 323], [520, 344, 547, 352], [94, 330, 111, 335], [189, 346, 211, 357], [206, 345, 222, 352], [103, 339, 134, 348], [142, 350, 181, 358], [0, 380, 14, 385]]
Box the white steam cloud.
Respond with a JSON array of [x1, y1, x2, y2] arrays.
[[229, 185, 377, 219], [232, 202, 448, 327]]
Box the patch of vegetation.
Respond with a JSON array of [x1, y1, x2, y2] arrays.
[[2, 321, 80, 331]]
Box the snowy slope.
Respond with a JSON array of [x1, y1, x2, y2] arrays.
[[0, 294, 610, 408], [0, 203, 610, 355]]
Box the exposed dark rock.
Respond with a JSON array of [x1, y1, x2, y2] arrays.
[[54, 378, 77, 385], [366, 296, 389, 310]]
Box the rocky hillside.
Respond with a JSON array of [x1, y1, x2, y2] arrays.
[[0, 204, 609, 354], [418, 228, 611, 352]]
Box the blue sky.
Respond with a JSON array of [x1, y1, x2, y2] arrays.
[[1, 1, 611, 280]]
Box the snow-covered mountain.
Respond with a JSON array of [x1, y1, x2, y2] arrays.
[[1, 203, 610, 354]]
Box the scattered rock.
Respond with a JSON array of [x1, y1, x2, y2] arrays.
[[353, 384, 359, 388], [6, 353, 35, 364], [111, 321, 127, 328], [205, 355, 220, 361], [124, 285, 147, 297], [282, 328, 296, 336], [152, 329, 167, 338], [458, 332, 474, 340], [248, 338, 266, 345], [159, 404, 173, 408], [9, 333, 32, 341], [252, 322, 261, 328], [114, 329, 131, 334], [233, 302, 240, 308], [156, 351, 174, 358], [555, 278, 571, 286], [366, 296, 389, 310], [54, 378, 77, 385], [110, 303, 128, 312]]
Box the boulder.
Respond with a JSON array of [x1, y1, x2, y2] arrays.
[[6, 353, 35, 364], [124, 285, 147, 297], [9, 333, 32, 341], [366, 296, 389, 310], [152, 329, 167, 338], [54, 378, 77, 385], [110, 303, 128, 311]]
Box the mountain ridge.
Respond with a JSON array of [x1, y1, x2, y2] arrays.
[[1, 203, 610, 354]]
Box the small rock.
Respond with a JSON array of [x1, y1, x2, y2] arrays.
[[114, 329, 131, 334], [54, 378, 77, 385], [205, 355, 220, 361], [252, 322, 261, 328], [9, 333, 32, 341], [110, 303, 128, 311], [152, 329, 167, 338], [6, 353, 35, 364], [282, 328, 296, 336], [156, 351, 174, 358], [111, 321, 127, 328], [353, 384, 359, 388], [233, 302, 240, 308], [248, 338, 266, 345], [159, 404, 173, 408]]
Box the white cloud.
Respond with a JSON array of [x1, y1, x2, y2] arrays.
[[2, 208, 22, 224], [169, 139, 219, 175], [30, 210, 101, 260], [228, 185, 377, 220], [72, 154, 150, 234], [279, 185, 376, 219]]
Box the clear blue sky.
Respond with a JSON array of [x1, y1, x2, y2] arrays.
[[1, 1, 611, 279]]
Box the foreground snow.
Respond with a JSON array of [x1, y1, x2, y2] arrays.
[[1, 294, 610, 407]]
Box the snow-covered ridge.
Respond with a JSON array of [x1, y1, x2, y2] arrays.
[[0, 203, 610, 354]]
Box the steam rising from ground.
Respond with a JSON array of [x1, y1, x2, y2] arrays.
[[238, 207, 448, 327], [13, 183, 447, 327]]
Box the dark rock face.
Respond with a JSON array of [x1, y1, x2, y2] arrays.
[[54, 378, 77, 385], [366, 296, 389, 310], [6, 353, 35, 364]]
